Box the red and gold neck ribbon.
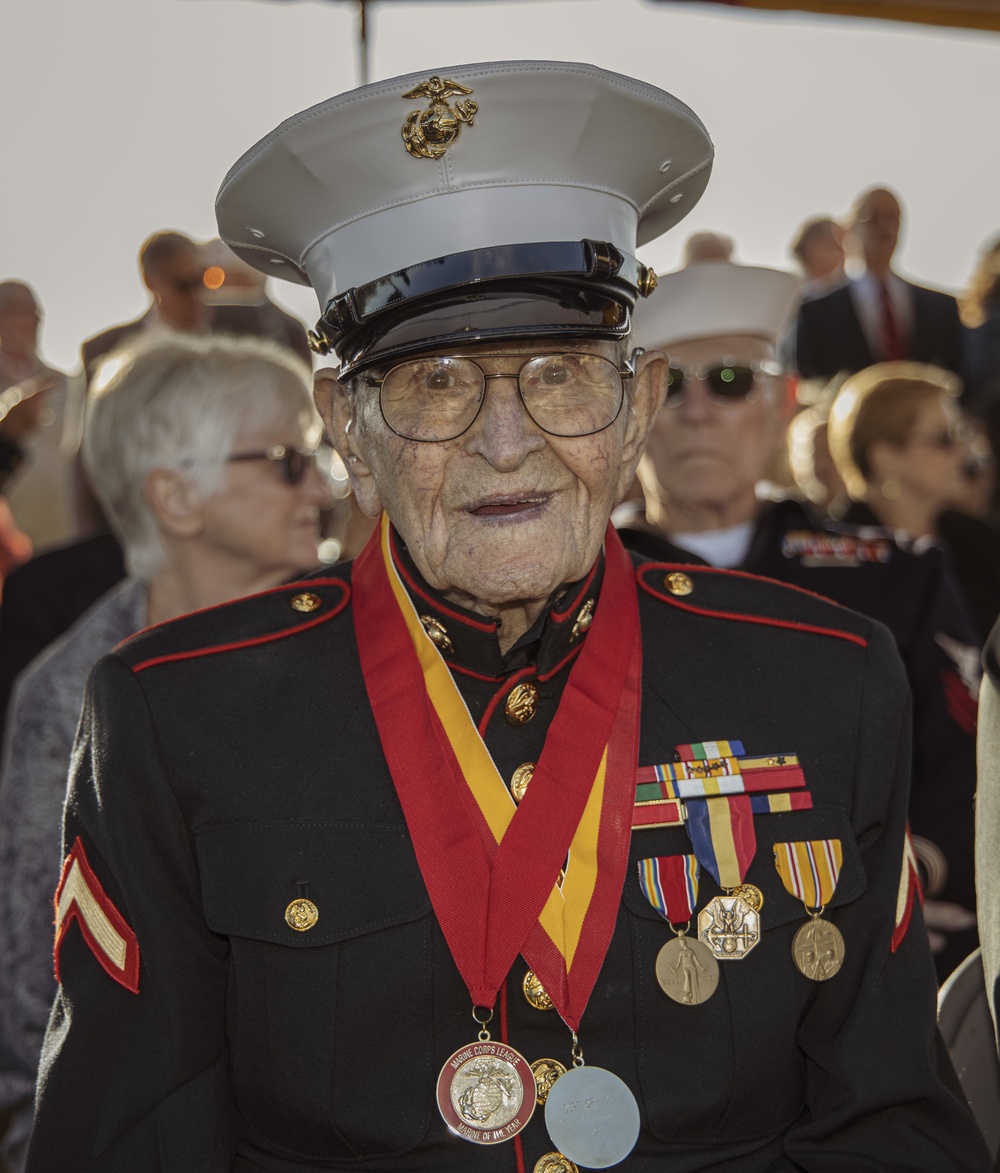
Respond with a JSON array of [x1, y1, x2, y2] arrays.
[[638, 855, 699, 925], [352, 514, 642, 1031], [773, 840, 843, 910]]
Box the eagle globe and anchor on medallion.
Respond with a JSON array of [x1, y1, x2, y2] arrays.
[[401, 76, 479, 159], [437, 1026, 535, 1145]]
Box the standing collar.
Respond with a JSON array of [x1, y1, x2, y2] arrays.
[[388, 526, 604, 681]]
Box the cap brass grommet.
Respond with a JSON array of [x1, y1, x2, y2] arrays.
[[291, 592, 322, 613], [285, 898, 319, 931], [664, 572, 694, 597], [637, 266, 658, 298]]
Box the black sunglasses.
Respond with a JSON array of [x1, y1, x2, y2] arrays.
[[228, 444, 318, 485], [665, 359, 783, 404]]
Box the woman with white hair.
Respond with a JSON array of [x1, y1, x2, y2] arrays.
[[0, 331, 328, 1172]]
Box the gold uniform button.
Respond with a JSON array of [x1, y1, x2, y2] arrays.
[[664, 571, 694, 597], [419, 614, 453, 653], [530, 1058, 567, 1106], [522, 969, 554, 1010], [534, 1153, 579, 1173], [505, 682, 539, 725], [290, 592, 322, 613], [285, 898, 319, 931], [510, 762, 535, 803]]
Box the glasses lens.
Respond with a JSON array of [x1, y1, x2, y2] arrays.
[[666, 366, 687, 399], [704, 364, 757, 399], [519, 354, 623, 436], [381, 357, 484, 441]]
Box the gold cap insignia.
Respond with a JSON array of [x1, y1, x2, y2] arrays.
[[401, 76, 478, 160]]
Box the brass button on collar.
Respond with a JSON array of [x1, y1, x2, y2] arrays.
[[419, 614, 453, 653], [285, 898, 319, 931], [290, 591, 322, 613], [570, 598, 594, 641], [510, 762, 535, 803], [522, 969, 554, 1010], [664, 572, 694, 597], [505, 682, 539, 725]]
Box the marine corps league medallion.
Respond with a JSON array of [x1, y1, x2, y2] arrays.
[[698, 894, 760, 960], [401, 76, 478, 159], [791, 914, 845, 981], [655, 932, 719, 1005], [437, 1040, 535, 1143]]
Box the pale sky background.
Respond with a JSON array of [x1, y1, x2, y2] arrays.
[[3, 0, 998, 372]]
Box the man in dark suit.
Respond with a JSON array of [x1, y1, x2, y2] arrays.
[[795, 188, 965, 384], [81, 232, 209, 384]]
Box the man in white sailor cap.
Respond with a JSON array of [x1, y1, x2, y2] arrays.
[[623, 258, 983, 983], [27, 64, 989, 1173]]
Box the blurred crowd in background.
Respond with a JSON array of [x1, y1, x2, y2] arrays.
[[0, 184, 999, 1169]]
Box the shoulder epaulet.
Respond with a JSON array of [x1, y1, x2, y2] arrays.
[[636, 560, 870, 649], [116, 573, 351, 673]]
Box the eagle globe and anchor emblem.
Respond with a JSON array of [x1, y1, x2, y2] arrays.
[[401, 76, 479, 159]]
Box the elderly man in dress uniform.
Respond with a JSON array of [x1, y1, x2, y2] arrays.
[[27, 62, 990, 1173], [620, 260, 983, 980]]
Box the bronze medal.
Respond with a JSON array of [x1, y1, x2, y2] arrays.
[[697, 894, 760, 960], [655, 933, 719, 1004], [530, 1057, 567, 1105], [437, 1040, 535, 1143], [791, 914, 845, 981]]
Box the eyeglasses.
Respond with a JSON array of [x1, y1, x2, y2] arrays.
[[228, 444, 318, 485], [364, 352, 632, 443], [664, 359, 783, 405]]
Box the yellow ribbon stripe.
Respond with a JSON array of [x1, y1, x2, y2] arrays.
[[379, 515, 605, 968], [773, 840, 843, 909]]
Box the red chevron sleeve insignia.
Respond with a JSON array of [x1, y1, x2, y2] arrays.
[[54, 837, 140, 994]]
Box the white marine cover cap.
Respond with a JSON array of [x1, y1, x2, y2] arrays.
[[632, 261, 801, 351], [215, 60, 713, 375]]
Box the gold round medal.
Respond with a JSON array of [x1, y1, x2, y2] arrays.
[[791, 915, 845, 981], [655, 935, 719, 1005]]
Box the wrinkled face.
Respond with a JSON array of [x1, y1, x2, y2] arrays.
[[642, 334, 786, 520], [318, 338, 661, 611], [146, 249, 208, 332], [853, 189, 901, 270], [880, 396, 965, 509], [198, 425, 328, 577]]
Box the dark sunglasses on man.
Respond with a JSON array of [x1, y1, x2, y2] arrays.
[[665, 358, 783, 405], [228, 444, 319, 485]]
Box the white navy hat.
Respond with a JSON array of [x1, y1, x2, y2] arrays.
[[632, 261, 801, 351], [216, 60, 713, 376]]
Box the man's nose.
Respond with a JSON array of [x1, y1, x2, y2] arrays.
[[463, 374, 546, 469]]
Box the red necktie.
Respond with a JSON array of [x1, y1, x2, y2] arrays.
[[879, 279, 906, 361]]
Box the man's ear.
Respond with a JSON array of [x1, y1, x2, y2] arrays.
[[145, 469, 204, 539], [313, 368, 383, 518], [619, 349, 669, 493]]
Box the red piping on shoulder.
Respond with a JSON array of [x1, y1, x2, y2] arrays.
[[637, 563, 868, 649], [130, 580, 351, 673], [122, 577, 351, 647]]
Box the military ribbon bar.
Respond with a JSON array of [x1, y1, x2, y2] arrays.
[[638, 855, 699, 924], [773, 840, 843, 910], [636, 750, 805, 802]]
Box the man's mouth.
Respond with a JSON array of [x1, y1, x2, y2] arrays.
[[467, 492, 552, 518]]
